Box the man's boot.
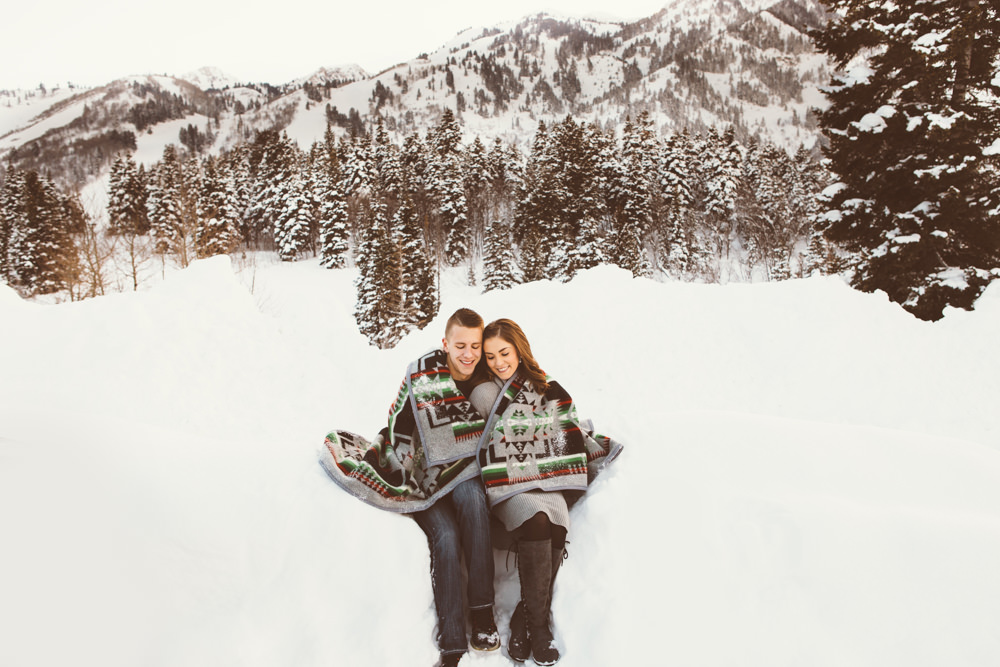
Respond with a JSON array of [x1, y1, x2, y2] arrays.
[[518, 539, 560, 666], [470, 606, 500, 651]]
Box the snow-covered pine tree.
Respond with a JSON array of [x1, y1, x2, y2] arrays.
[[438, 159, 470, 267], [1, 166, 22, 285], [148, 145, 184, 256], [354, 200, 404, 348], [542, 119, 577, 281], [551, 117, 606, 279], [246, 130, 298, 250], [393, 194, 438, 329], [343, 132, 373, 199], [194, 157, 240, 258], [225, 144, 253, 246], [786, 145, 827, 277], [743, 141, 795, 280], [463, 136, 491, 262], [702, 127, 744, 266], [425, 110, 471, 267], [173, 154, 203, 267], [316, 134, 351, 269], [483, 218, 517, 291], [512, 120, 557, 282], [486, 137, 521, 226], [274, 173, 314, 262], [812, 0, 1000, 319], [615, 117, 654, 277], [659, 130, 696, 277], [107, 154, 133, 235], [431, 108, 462, 159], [9, 170, 81, 294], [373, 118, 404, 205], [107, 152, 148, 236], [400, 133, 435, 239]]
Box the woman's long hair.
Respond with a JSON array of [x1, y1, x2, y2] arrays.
[[482, 318, 549, 393]]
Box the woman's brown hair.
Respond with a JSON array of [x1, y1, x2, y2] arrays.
[[482, 318, 549, 393]]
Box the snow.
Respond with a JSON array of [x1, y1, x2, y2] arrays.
[[855, 105, 896, 133], [291, 65, 370, 88], [182, 67, 244, 91], [912, 30, 950, 55], [0, 87, 99, 152], [0, 86, 83, 144], [2, 259, 1000, 667], [934, 267, 971, 290]]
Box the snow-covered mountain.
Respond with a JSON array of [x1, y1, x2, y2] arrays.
[[0, 0, 831, 195], [181, 66, 244, 91]]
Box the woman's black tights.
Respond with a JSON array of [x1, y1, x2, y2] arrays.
[[517, 512, 566, 552]]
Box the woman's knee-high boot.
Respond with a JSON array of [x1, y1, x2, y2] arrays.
[[508, 600, 530, 663], [518, 539, 560, 665], [509, 543, 565, 663]]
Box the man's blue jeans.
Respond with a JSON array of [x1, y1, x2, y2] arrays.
[[412, 476, 495, 655]]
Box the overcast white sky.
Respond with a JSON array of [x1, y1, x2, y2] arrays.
[[2, 0, 671, 90]]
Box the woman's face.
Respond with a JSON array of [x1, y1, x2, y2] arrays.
[[484, 336, 519, 381]]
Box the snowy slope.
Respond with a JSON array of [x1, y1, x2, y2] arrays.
[[1, 260, 999, 667]]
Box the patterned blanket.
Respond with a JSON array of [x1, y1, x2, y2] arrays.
[[478, 373, 623, 506], [319, 349, 492, 513]]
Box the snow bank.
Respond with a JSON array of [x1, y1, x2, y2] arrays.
[[1, 260, 999, 667]]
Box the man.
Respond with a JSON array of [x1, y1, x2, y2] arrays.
[[321, 308, 500, 667]]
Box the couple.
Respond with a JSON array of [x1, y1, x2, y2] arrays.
[[321, 308, 622, 667]]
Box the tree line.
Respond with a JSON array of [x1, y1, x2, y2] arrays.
[[1, 108, 829, 345]]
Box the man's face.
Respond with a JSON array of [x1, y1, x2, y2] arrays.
[[442, 325, 482, 381]]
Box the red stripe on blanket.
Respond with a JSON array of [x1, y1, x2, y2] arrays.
[[484, 466, 586, 487], [415, 395, 467, 409]]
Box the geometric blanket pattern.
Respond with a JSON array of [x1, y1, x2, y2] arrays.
[[319, 349, 488, 513], [478, 373, 623, 506]]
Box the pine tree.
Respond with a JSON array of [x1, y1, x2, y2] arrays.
[[703, 127, 744, 263], [614, 117, 654, 277], [486, 137, 521, 226], [275, 173, 314, 262], [247, 130, 298, 249], [431, 108, 462, 159], [438, 159, 470, 266], [426, 111, 471, 267], [343, 132, 374, 198], [549, 117, 606, 279], [107, 152, 148, 235], [354, 200, 404, 348], [226, 144, 253, 246], [483, 219, 517, 291], [1, 166, 22, 285], [174, 154, 202, 267], [9, 171, 80, 294], [512, 121, 560, 281], [393, 194, 439, 327], [148, 145, 184, 256], [400, 133, 435, 237], [812, 0, 1000, 319], [463, 136, 491, 262], [659, 130, 697, 277], [107, 154, 129, 235], [194, 157, 240, 258], [316, 136, 351, 269]]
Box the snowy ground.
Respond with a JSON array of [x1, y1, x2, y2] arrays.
[[2, 258, 1000, 667]]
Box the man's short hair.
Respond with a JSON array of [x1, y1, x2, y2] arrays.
[[445, 308, 484, 336]]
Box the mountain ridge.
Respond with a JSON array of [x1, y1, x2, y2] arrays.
[[1, 0, 832, 198]]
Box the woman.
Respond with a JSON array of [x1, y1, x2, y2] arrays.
[[477, 319, 622, 666]]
